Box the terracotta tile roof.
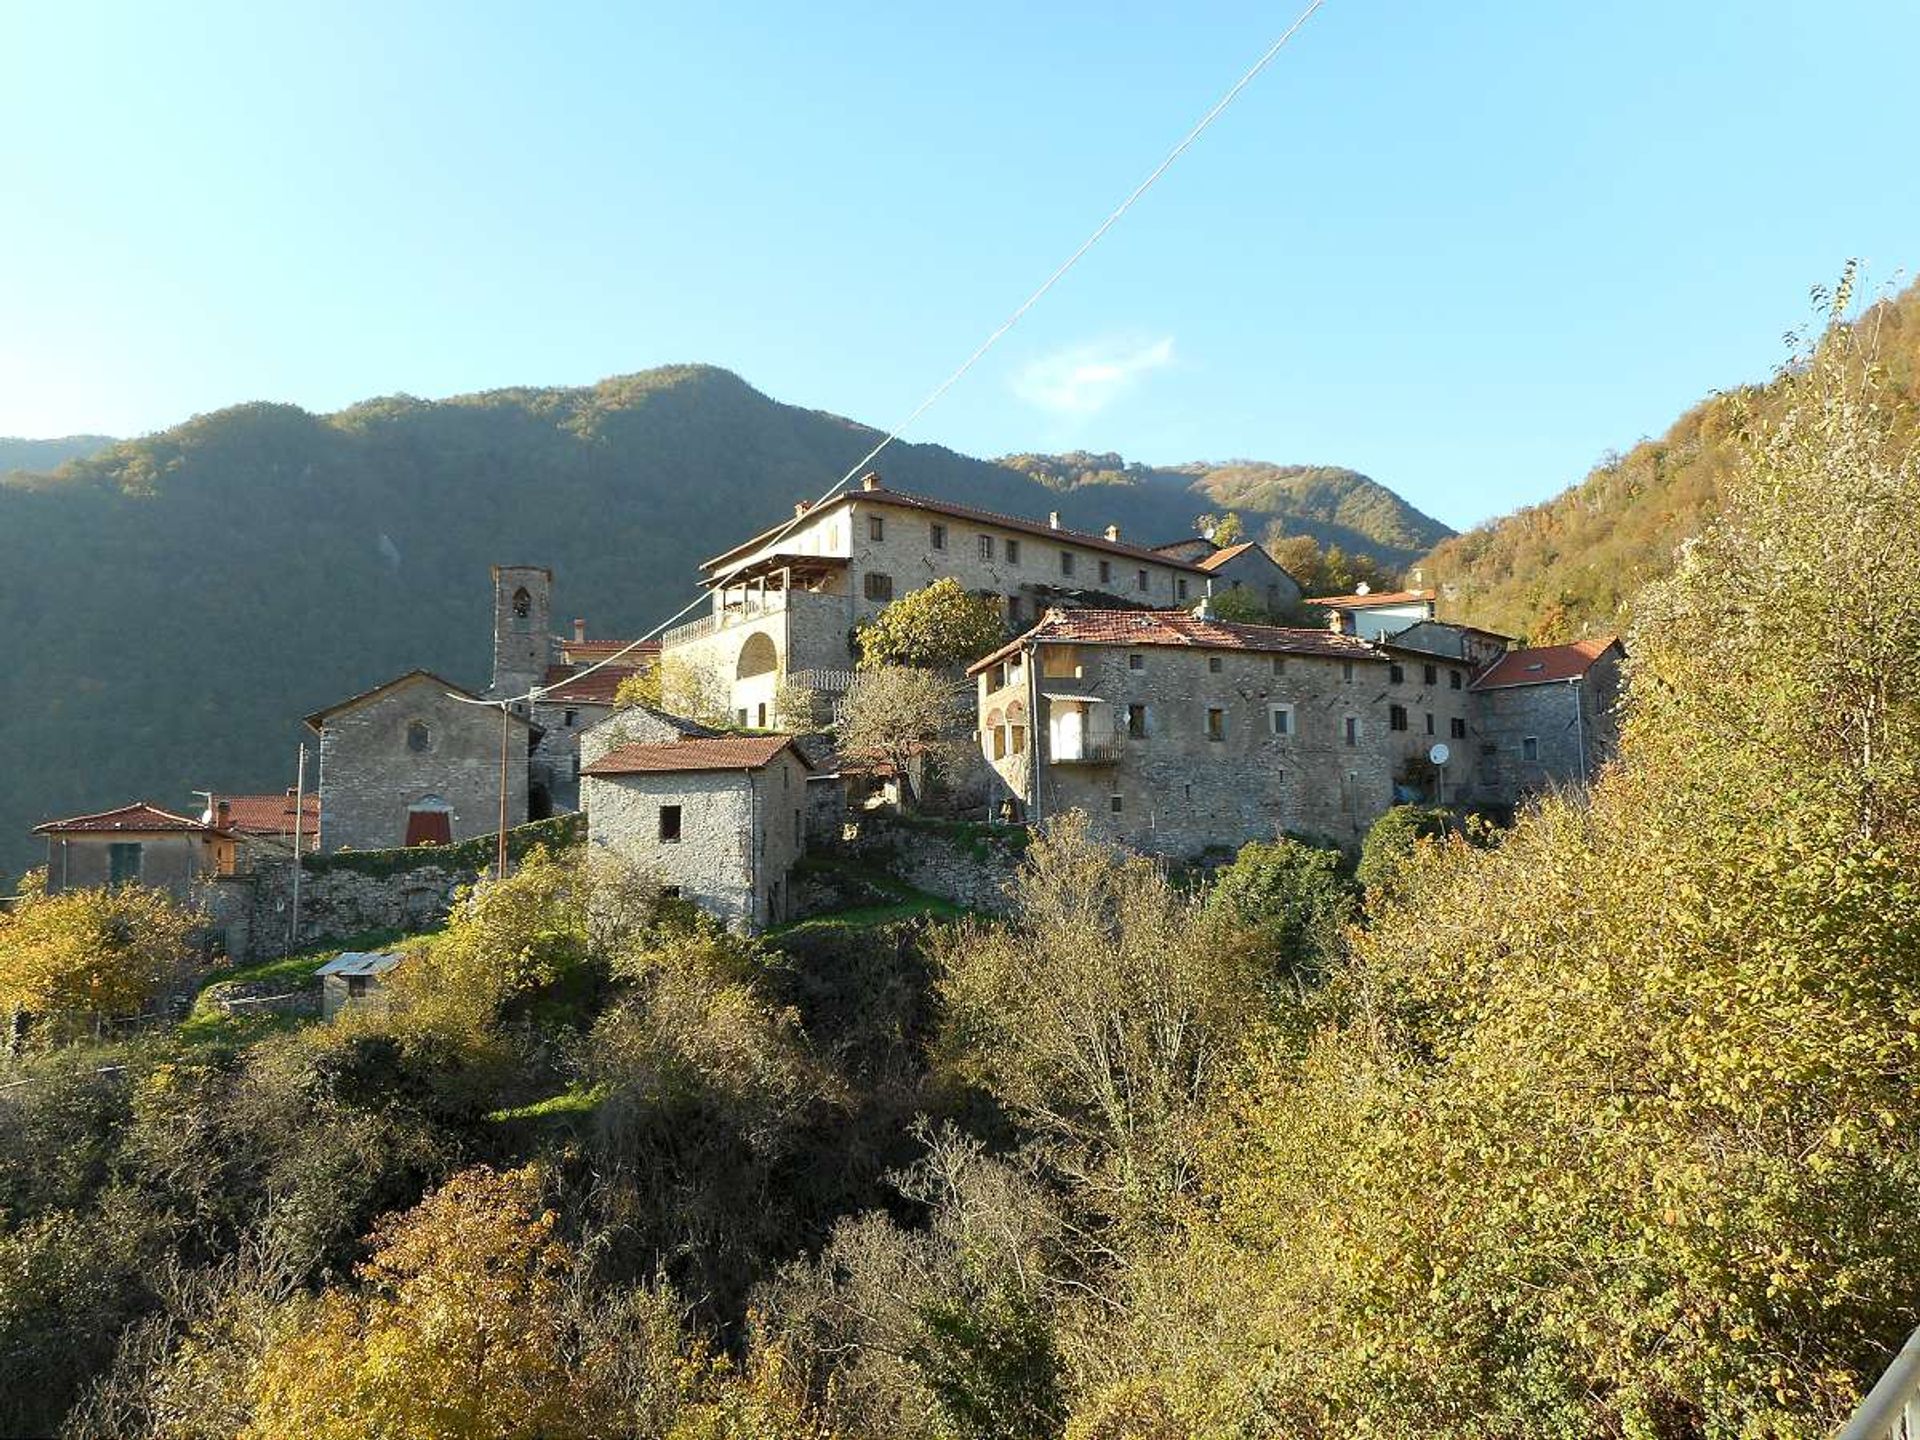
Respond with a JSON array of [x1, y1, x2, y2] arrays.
[[560, 639, 658, 664], [1303, 588, 1437, 609], [35, 802, 213, 836], [213, 793, 319, 842], [540, 663, 644, 706], [1471, 636, 1622, 691], [1195, 541, 1261, 572], [968, 608, 1385, 675], [581, 734, 814, 777], [701, 483, 1212, 576]]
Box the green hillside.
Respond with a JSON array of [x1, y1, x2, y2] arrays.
[[0, 368, 1435, 882], [1423, 277, 1920, 641], [997, 451, 1452, 564]]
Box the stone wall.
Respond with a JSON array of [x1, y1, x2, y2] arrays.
[[979, 640, 1402, 856], [1473, 652, 1623, 803], [315, 674, 529, 852], [583, 751, 810, 931], [837, 815, 1025, 913], [202, 815, 584, 962]]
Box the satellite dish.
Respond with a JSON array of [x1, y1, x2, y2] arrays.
[[1428, 742, 1451, 767]]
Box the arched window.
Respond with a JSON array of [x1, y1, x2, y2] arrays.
[[406, 720, 430, 752], [512, 587, 531, 619], [736, 632, 780, 681]]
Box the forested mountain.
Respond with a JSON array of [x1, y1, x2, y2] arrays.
[[998, 451, 1450, 562], [0, 435, 115, 479], [1422, 275, 1920, 641], [0, 367, 1438, 881]]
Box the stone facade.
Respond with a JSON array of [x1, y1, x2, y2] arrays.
[[1200, 542, 1305, 614], [1471, 644, 1624, 801], [975, 619, 1402, 855], [41, 830, 210, 897], [583, 743, 812, 931], [1377, 644, 1487, 805], [307, 671, 530, 852], [662, 478, 1216, 722]]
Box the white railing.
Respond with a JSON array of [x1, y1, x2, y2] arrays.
[[661, 588, 794, 649], [1838, 1328, 1920, 1440]]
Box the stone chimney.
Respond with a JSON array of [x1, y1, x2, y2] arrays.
[[572, 618, 587, 644], [1104, 523, 1120, 541], [213, 799, 231, 830], [1048, 511, 1062, 530], [1192, 594, 1212, 619], [860, 472, 882, 492]]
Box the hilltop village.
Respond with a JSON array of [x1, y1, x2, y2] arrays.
[[30, 472, 1620, 943]]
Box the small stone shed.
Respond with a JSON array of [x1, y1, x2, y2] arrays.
[[315, 950, 403, 1020], [581, 733, 814, 932]]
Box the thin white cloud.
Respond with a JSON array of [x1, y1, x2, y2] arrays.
[[1011, 336, 1175, 417]]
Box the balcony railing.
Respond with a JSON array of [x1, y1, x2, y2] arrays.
[[1051, 740, 1120, 765], [661, 588, 793, 649], [1838, 1327, 1920, 1440]]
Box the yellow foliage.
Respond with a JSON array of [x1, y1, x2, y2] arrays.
[[0, 883, 197, 1031]]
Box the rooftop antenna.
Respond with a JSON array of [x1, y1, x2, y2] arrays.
[[191, 789, 215, 825]]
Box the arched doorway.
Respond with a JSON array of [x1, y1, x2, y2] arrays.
[[735, 632, 782, 729], [404, 794, 453, 847]]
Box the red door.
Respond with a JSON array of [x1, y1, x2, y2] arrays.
[[404, 809, 452, 846]]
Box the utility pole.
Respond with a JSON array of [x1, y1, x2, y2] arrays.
[[288, 744, 306, 954], [496, 703, 511, 882]]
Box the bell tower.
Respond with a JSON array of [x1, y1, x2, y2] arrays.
[[490, 565, 554, 700]]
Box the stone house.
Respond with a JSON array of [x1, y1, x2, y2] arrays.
[[969, 608, 1401, 855], [660, 474, 1216, 726], [1470, 637, 1625, 799], [581, 733, 814, 931], [305, 670, 531, 852], [210, 791, 319, 859], [1154, 538, 1304, 615], [1306, 585, 1439, 640], [34, 802, 236, 898], [485, 565, 654, 814]]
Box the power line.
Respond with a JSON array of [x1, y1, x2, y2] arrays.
[[467, 0, 1330, 710]]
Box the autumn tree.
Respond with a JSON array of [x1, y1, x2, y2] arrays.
[[1193, 511, 1244, 546], [0, 883, 198, 1038], [856, 578, 1008, 673], [836, 667, 972, 809]]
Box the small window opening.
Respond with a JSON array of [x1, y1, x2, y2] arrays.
[[659, 805, 683, 842]]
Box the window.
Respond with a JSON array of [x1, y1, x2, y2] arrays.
[[1269, 704, 1294, 736], [930, 521, 947, 550], [867, 514, 885, 541], [571, 754, 581, 778], [1451, 716, 1467, 739], [1272, 656, 1286, 676], [1389, 704, 1409, 732], [1060, 551, 1075, 578], [1424, 663, 1439, 686], [1127, 653, 1144, 671], [1450, 670, 1463, 690], [978, 534, 995, 560], [756, 703, 768, 728], [1007, 595, 1024, 622], [1208, 656, 1223, 673], [1206, 707, 1227, 741], [1136, 569, 1149, 591], [1342, 661, 1355, 683], [1006, 538, 1020, 564], [1098, 559, 1112, 584], [1127, 703, 1147, 738], [406, 720, 430, 753], [563, 708, 578, 728], [864, 571, 894, 602], [511, 587, 531, 618], [1425, 712, 1436, 735], [1176, 578, 1190, 601], [795, 808, 802, 845], [1110, 794, 1124, 814], [108, 842, 142, 888], [1390, 663, 1405, 684], [658, 805, 683, 842], [1344, 716, 1361, 747], [1523, 736, 1540, 761], [663, 885, 682, 899]]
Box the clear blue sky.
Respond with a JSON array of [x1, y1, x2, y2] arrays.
[[5, 1, 1917, 530]]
